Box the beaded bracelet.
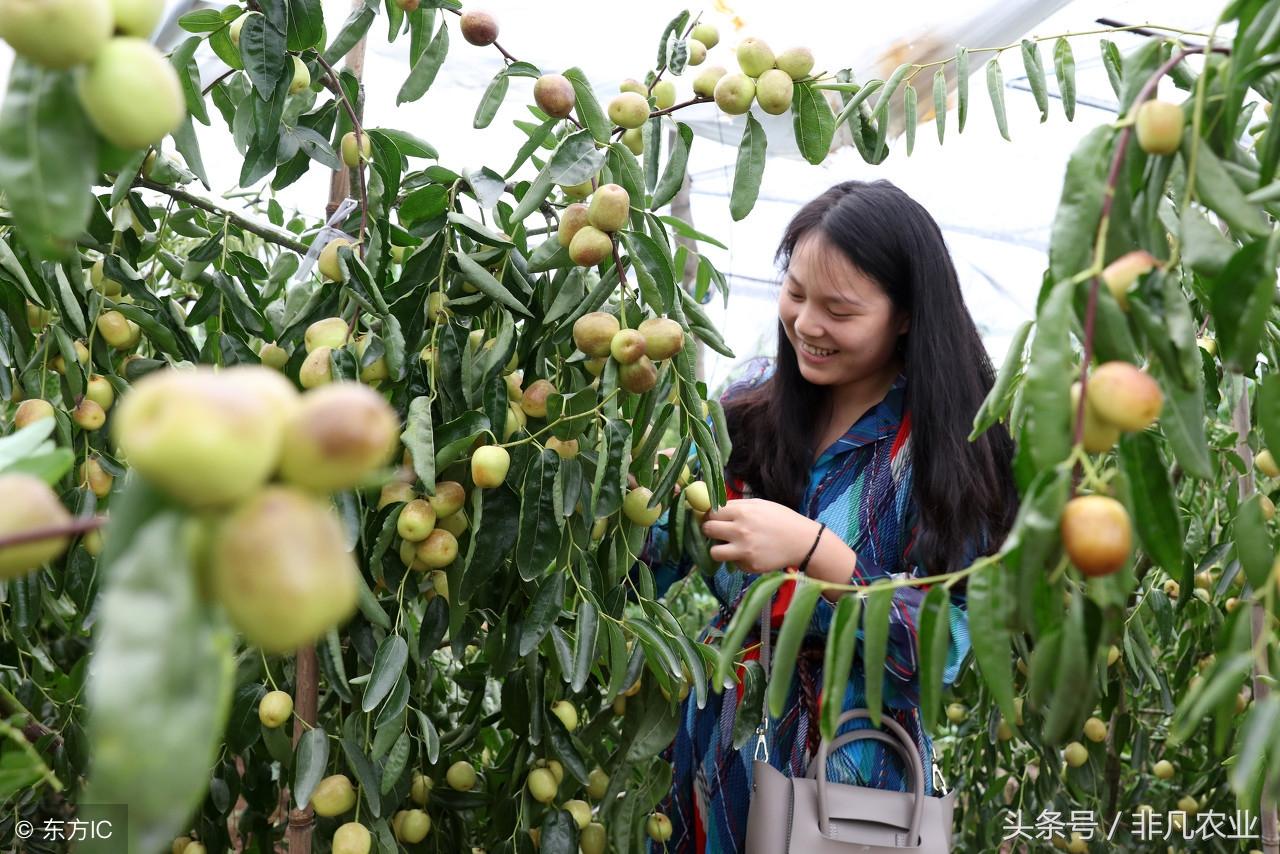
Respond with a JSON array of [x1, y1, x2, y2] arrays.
[[798, 522, 826, 574]]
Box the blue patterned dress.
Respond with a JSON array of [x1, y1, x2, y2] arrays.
[[640, 358, 979, 853]]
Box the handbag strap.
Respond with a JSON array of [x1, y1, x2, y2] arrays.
[[753, 595, 773, 762], [813, 709, 927, 846]]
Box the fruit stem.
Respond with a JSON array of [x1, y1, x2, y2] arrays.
[[0, 515, 103, 549], [312, 51, 371, 250]]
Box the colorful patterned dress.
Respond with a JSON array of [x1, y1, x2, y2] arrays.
[[640, 358, 979, 854]]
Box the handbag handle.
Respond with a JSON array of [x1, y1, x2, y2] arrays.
[[813, 709, 926, 847]]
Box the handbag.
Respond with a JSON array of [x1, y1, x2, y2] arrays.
[[745, 596, 958, 853]]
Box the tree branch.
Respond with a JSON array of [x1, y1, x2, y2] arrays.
[[135, 178, 309, 255], [0, 516, 102, 550]]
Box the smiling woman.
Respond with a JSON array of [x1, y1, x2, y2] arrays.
[[640, 179, 1020, 854]]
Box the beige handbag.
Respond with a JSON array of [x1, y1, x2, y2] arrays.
[[745, 602, 958, 853]]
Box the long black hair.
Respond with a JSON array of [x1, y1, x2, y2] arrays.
[[723, 179, 1018, 576]]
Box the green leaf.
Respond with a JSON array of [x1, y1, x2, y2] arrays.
[[341, 735, 382, 817], [293, 727, 329, 809], [1021, 39, 1049, 122], [83, 513, 235, 854], [1211, 240, 1275, 372], [765, 580, 822, 718], [792, 81, 836, 165], [1180, 206, 1237, 277], [1100, 40, 1123, 98], [1259, 373, 1280, 455], [820, 594, 861, 742], [986, 58, 1010, 141], [933, 69, 947, 144], [520, 571, 565, 656], [1054, 38, 1076, 121], [1048, 124, 1114, 293], [363, 635, 408, 713], [474, 68, 509, 129], [729, 114, 767, 222], [1118, 433, 1184, 577], [453, 250, 532, 317], [861, 586, 893, 726], [903, 84, 917, 156], [971, 320, 1031, 439], [322, 3, 376, 65], [0, 62, 96, 258], [563, 68, 610, 145], [1186, 136, 1270, 238], [653, 122, 693, 209], [1023, 280, 1074, 470], [402, 396, 436, 487], [571, 600, 599, 693], [1235, 493, 1274, 590], [286, 0, 325, 51], [967, 560, 1016, 727], [546, 128, 606, 186], [713, 573, 788, 690], [397, 18, 449, 105], [956, 46, 970, 132], [239, 13, 289, 99], [1172, 653, 1256, 745], [916, 587, 951, 737]]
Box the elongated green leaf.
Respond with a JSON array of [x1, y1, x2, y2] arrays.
[[240, 14, 289, 99], [83, 512, 235, 854], [967, 560, 1016, 727], [397, 19, 449, 105], [971, 320, 1031, 439], [1054, 38, 1076, 121], [1236, 493, 1274, 589], [474, 69, 509, 129], [956, 46, 970, 132], [322, 3, 376, 65], [1023, 279, 1074, 470], [903, 84, 917, 155], [1172, 652, 1256, 744], [520, 571, 565, 656], [653, 123, 693, 209], [340, 736, 381, 817], [986, 58, 1010, 141], [571, 600, 599, 693], [916, 587, 951, 737], [1258, 373, 1280, 455], [1211, 240, 1275, 372], [363, 635, 408, 712], [453, 250, 532, 317], [1021, 39, 1049, 122], [713, 573, 789, 690], [1099, 40, 1122, 97], [729, 114, 767, 222], [861, 586, 893, 726], [792, 81, 836, 165], [1228, 695, 1280, 802], [293, 727, 329, 809], [1187, 137, 1270, 238], [1118, 433, 1183, 577], [0, 62, 96, 258], [766, 580, 822, 718], [564, 67, 610, 144], [547, 128, 606, 185], [820, 595, 861, 742], [933, 69, 947, 144]]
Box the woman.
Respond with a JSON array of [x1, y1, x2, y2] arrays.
[[640, 179, 1019, 853]]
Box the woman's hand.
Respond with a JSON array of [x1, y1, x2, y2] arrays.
[[699, 498, 822, 574]]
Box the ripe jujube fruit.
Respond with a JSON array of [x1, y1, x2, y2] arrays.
[[471, 445, 511, 488], [340, 131, 371, 168], [557, 203, 590, 247], [1100, 250, 1156, 311], [79, 38, 186, 149], [527, 768, 557, 804], [460, 9, 498, 45], [587, 184, 630, 232], [693, 66, 727, 98], [686, 39, 706, 66], [1069, 381, 1120, 454], [415, 528, 458, 569], [609, 329, 647, 364], [1063, 741, 1088, 767], [690, 23, 719, 48], [1257, 449, 1280, 478], [754, 68, 794, 115], [534, 73, 576, 118], [520, 379, 556, 419], [0, 474, 72, 579], [652, 80, 677, 110], [621, 128, 644, 156], [278, 382, 400, 493], [410, 771, 432, 805], [637, 317, 684, 360], [258, 690, 293, 728], [0, 0, 112, 69], [428, 481, 466, 518], [114, 367, 289, 507], [619, 79, 647, 96], [736, 37, 775, 77], [683, 481, 711, 513], [299, 346, 333, 389], [564, 799, 591, 830], [14, 399, 55, 430], [72, 398, 106, 431], [81, 457, 114, 498], [111, 0, 165, 38], [229, 11, 258, 46], [623, 487, 663, 526], [332, 823, 371, 854], [259, 342, 289, 370], [91, 258, 123, 296], [551, 700, 579, 732], [569, 226, 613, 267], [212, 487, 360, 653], [305, 317, 350, 352], [318, 238, 355, 282], [646, 813, 673, 842], [573, 312, 621, 357], [98, 310, 141, 350], [395, 810, 430, 843], [1085, 362, 1163, 432], [775, 46, 815, 80], [289, 56, 310, 95], [1061, 494, 1132, 577], [1135, 99, 1184, 156], [310, 774, 357, 817], [714, 73, 756, 115], [586, 767, 610, 801], [619, 356, 658, 394], [396, 499, 436, 542], [447, 760, 477, 790], [608, 92, 650, 129], [546, 437, 579, 459]]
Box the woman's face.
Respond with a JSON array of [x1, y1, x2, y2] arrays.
[[778, 231, 908, 387]]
